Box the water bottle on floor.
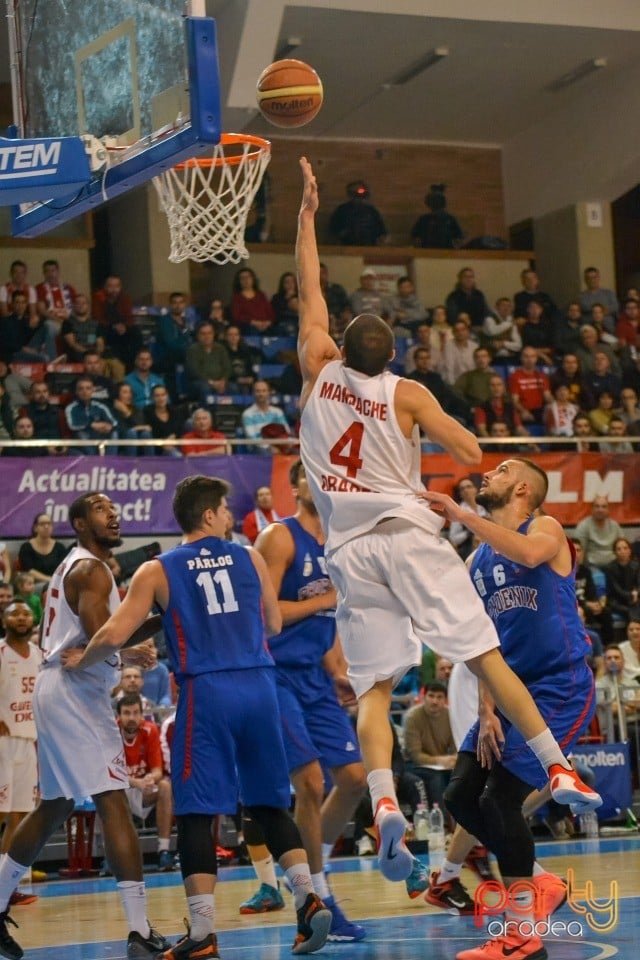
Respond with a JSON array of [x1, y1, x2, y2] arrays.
[[580, 810, 599, 839], [414, 803, 429, 842], [428, 803, 446, 870]]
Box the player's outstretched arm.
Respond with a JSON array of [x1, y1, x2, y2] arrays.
[[397, 378, 481, 465], [296, 157, 340, 389]]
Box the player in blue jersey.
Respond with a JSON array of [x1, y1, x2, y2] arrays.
[[71, 476, 332, 960], [240, 459, 367, 940], [423, 459, 598, 960]]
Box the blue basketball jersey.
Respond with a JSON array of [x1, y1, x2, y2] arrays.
[[157, 538, 273, 680], [268, 517, 335, 668], [469, 519, 591, 688]]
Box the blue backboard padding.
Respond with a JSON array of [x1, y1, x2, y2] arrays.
[[0, 136, 91, 204]]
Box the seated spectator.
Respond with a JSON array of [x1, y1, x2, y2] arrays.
[[544, 384, 579, 442], [0, 260, 38, 321], [124, 349, 166, 408], [390, 276, 428, 331], [242, 486, 281, 544], [590, 303, 619, 349], [434, 656, 454, 687], [230, 267, 274, 333], [319, 262, 351, 337], [349, 267, 391, 320], [65, 376, 118, 452], [575, 496, 622, 568], [270, 271, 299, 336], [141, 660, 173, 709], [144, 384, 184, 457], [241, 380, 291, 453], [550, 353, 592, 410], [585, 350, 622, 404], [0, 582, 13, 633], [507, 346, 552, 425], [448, 478, 488, 560], [0, 361, 32, 413], [595, 646, 640, 741], [24, 381, 63, 450], [403, 681, 457, 809], [454, 345, 495, 407], [616, 297, 640, 350], [404, 323, 432, 374], [445, 267, 490, 331], [428, 305, 454, 370], [116, 693, 176, 870], [488, 419, 518, 452], [617, 386, 640, 429], [575, 324, 620, 377], [154, 291, 194, 372], [225, 508, 251, 546], [482, 297, 522, 359], [520, 299, 554, 364], [185, 320, 232, 402], [13, 571, 42, 625], [223, 325, 262, 393], [328, 179, 387, 246], [0, 290, 50, 362], [3, 414, 47, 457], [383, 310, 412, 341], [406, 348, 471, 426], [599, 416, 635, 453], [207, 297, 228, 339], [113, 381, 154, 455], [605, 538, 640, 626], [82, 351, 119, 404], [440, 317, 477, 385], [36, 258, 76, 347], [618, 618, 640, 684], [578, 266, 619, 330], [113, 664, 153, 710], [410, 183, 463, 249], [513, 269, 557, 322], [572, 412, 599, 452], [92, 275, 134, 328], [553, 301, 583, 359], [474, 374, 528, 440], [572, 538, 614, 647], [588, 390, 616, 436], [181, 408, 226, 456], [17, 513, 68, 587], [61, 293, 104, 362]]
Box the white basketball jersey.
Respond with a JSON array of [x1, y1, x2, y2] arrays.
[[300, 359, 443, 554], [41, 545, 121, 684], [0, 641, 43, 739]]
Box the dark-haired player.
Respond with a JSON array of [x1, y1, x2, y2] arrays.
[[71, 476, 331, 960], [294, 156, 599, 885]]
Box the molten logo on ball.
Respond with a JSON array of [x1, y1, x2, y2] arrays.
[[256, 58, 323, 128]]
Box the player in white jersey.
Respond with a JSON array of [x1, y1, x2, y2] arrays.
[[295, 157, 600, 885], [0, 494, 168, 960]]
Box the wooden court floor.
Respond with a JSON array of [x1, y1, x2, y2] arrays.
[[10, 837, 640, 959]]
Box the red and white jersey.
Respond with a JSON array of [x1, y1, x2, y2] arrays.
[[159, 712, 175, 776], [36, 281, 76, 314], [41, 545, 121, 685], [300, 359, 443, 554], [0, 282, 37, 306], [0, 641, 43, 739], [120, 720, 162, 778]]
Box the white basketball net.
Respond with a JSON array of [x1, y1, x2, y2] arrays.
[[152, 134, 271, 264]]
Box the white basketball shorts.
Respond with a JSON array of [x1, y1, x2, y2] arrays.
[[0, 737, 37, 813], [448, 661, 480, 750], [126, 786, 156, 822], [327, 518, 500, 699]]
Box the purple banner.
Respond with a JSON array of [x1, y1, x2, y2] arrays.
[[0, 456, 273, 538]]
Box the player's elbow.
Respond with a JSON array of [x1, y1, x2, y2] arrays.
[[265, 611, 283, 638], [454, 436, 482, 465]]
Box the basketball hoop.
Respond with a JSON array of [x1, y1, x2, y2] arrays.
[[152, 133, 271, 265]]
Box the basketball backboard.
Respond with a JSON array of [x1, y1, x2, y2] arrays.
[[5, 0, 221, 237]]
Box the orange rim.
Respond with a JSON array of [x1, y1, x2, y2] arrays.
[[173, 133, 271, 170]]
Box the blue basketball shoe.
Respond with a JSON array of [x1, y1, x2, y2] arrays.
[[326, 897, 366, 942], [405, 858, 430, 899], [239, 882, 285, 915]]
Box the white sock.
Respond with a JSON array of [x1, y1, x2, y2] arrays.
[[187, 894, 214, 941], [0, 855, 29, 912], [367, 769, 398, 812], [506, 886, 534, 927], [284, 862, 314, 910], [525, 729, 570, 772], [157, 838, 170, 853], [437, 858, 462, 883], [321, 842, 334, 865], [253, 854, 278, 889], [117, 881, 151, 938], [532, 861, 546, 877], [311, 870, 331, 900]]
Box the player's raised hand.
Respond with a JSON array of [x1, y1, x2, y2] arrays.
[[299, 156, 319, 215]]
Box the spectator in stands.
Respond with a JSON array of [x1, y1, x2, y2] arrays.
[[0, 361, 32, 412], [572, 413, 598, 452], [482, 297, 522, 360], [445, 267, 490, 330], [222, 325, 261, 393], [270, 272, 299, 336], [230, 267, 274, 333], [605, 538, 640, 625], [0, 382, 12, 448], [61, 293, 104, 362], [403, 681, 457, 809], [207, 297, 228, 339], [488, 418, 519, 453], [114, 666, 153, 710], [3, 414, 48, 458], [319, 262, 351, 337], [454, 346, 495, 407], [544, 384, 579, 443], [575, 324, 620, 377], [579, 266, 619, 329], [617, 387, 640, 431], [550, 352, 592, 409], [0, 583, 13, 637], [448, 478, 488, 560], [599, 416, 635, 454], [242, 486, 281, 544], [36, 259, 76, 349], [623, 350, 640, 397], [520, 298, 554, 364], [390, 276, 428, 331], [328, 179, 387, 246], [25, 381, 63, 452], [616, 298, 640, 350], [383, 308, 413, 341], [225, 507, 251, 546], [404, 324, 432, 374], [553, 301, 583, 360], [185, 320, 232, 402], [513, 268, 557, 322], [65, 376, 118, 453], [116, 693, 176, 871], [124, 349, 166, 408], [180, 408, 226, 457], [82, 351, 118, 404], [141, 659, 173, 709], [113, 382, 154, 456], [144, 384, 184, 457], [154, 291, 194, 373], [241, 379, 291, 452], [440, 316, 476, 385], [92, 275, 134, 328], [406, 347, 472, 426], [13, 572, 42, 625], [0, 260, 37, 320], [17, 514, 68, 587], [575, 496, 622, 568], [349, 267, 391, 320], [474, 373, 528, 439], [595, 647, 639, 732], [585, 350, 622, 404], [618, 619, 640, 683], [590, 303, 620, 350], [588, 390, 616, 436], [507, 346, 552, 425], [572, 538, 614, 647], [0, 291, 49, 362], [428, 305, 454, 368], [410, 183, 463, 249]]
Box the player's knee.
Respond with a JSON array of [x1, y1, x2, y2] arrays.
[[443, 776, 467, 823], [291, 764, 325, 807], [246, 805, 301, 862], [176, 814, 217, 878], [333, 763, 367, 799], [157, 779, 171, 799]]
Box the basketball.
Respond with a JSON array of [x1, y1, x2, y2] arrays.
[[256, 59, 323, 128]]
